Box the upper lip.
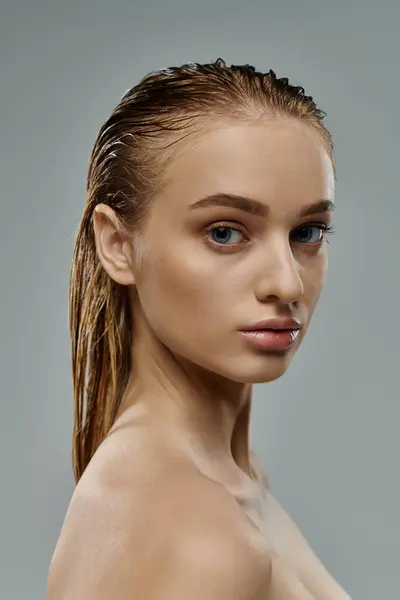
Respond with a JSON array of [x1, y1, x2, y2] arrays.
[[240, 317, 302, 331]]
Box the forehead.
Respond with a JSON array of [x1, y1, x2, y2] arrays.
[[159, 119, 334, 211]]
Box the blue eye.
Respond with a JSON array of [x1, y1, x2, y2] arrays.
[[208, 226, 244, 245], [292, 225, 326, 244]]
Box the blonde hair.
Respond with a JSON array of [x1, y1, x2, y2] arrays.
[[69, 58, 334, 483]]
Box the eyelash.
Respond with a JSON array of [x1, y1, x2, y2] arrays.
[[204, 221, 336, 249]]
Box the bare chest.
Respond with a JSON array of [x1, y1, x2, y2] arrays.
[[234, 484, 351, 599]]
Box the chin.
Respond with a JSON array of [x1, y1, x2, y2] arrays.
[[217, 351, 296, 384], [241, 362, 291, 384]]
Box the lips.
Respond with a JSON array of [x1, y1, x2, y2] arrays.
[[238, 327, 300, 351], [240, 317, 302, 332]]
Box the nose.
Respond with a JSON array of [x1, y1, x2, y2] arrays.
[[254, 243, 304, 305]]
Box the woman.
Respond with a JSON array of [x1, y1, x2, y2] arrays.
[[46, 59, 351, 599]]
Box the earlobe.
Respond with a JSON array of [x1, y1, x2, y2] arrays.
[[92, 204, 136, 286]]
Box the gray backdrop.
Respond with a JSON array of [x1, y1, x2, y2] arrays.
[[1, 1, 399, 599]]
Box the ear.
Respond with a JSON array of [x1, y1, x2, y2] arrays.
[[92, 204, 136, 286]]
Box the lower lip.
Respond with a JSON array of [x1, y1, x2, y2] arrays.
[[238, 329, 300, 350]]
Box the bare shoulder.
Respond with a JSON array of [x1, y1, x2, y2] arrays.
[[138, 468, 273, 600], [46, 431, 158, 599], [45, 466, 140, 599], [46, 444, 271, 600], [146, 515, 272, 600]]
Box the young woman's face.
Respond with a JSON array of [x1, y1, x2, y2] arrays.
[[133, 118, 335, 383]]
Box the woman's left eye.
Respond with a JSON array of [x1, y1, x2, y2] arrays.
[[291, 225, 327, 244]]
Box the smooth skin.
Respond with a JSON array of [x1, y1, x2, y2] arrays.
[[46, 118, 351, 599]]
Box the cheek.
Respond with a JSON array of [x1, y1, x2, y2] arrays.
[[136, 245, 228, 333], [301, 253, 328, 308], [136, 248, 238, 364]]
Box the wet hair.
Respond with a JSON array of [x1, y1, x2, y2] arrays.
[[70, 58, 334, 483]]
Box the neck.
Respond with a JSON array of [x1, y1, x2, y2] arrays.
[[117, 308, 255, 480]]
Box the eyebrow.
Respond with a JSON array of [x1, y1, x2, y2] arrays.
[[189, 193, 334, 218]]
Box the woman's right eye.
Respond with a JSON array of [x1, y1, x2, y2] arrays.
[[206, 225, 245, 245], [209, 226, 241, 245]]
